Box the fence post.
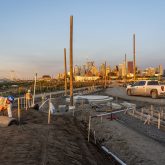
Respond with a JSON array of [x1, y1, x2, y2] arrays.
[[93, 130, 96, 144], [26, 98, 28, 110], [20, 97, 22, 109], [24, 96, 26, 108], [18, 98, 21, 124], [150, 105, 153, 117], [158, 112, 160, 129], [161, 109, 164, 120], [141, 108, 143, 120], [88, 116, 91, 142], [48, 94, 51, 124]]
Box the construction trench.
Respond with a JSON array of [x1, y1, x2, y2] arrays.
[[0, 88, 165, 165]]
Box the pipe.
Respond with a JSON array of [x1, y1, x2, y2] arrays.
[[39, 99, 49, 110], [101, 146, 127, 165], [91, 109, 129, 118]]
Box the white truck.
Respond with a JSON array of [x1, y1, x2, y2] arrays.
[[126, 80, 165, 99]]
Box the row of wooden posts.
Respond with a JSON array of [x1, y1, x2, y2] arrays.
[[16, 85, 101, 125], [126, 105, 165, 129], [17, 94, 52, 125], [87, 105, 165, 143]]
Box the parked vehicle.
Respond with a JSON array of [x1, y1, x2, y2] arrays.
[[126, 80, 165, 99], [123, 81, 134, 88]]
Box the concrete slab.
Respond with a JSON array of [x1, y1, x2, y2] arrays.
[[66, 95, 113, 104]]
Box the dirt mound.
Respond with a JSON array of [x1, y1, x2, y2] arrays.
[[0, 109, 114, 165]]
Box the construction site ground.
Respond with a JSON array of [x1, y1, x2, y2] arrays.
[[0, 109, 114, 165], [1, 87, 165, 165], [75, 103, 165, 165]]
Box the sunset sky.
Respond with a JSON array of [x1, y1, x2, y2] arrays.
[[0, 0, 165, 79]]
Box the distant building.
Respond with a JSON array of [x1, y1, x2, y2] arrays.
[[118, 63, 126, 78], [106, 65, 111, 76], [159, 65, 163, 75], [86, 61, 94, 71], [75, 76, 99, 82], [81, 65, 86, 76], [163, 70, 165, 76], [99, 63, 106, 76], [90, 65, 98, 76], [145, 67, 155, 77], [56, 73, 64, 80], [127, 61, 133, 74], [41, 75, 52, 81], [74, 65, 81, 76]]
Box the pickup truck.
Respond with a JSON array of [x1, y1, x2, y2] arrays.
[[126, 80, 165, 99]]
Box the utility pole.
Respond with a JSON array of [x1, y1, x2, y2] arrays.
[[104, 61, 107, 88], [70, 16, 73, 106], [64, 48, 67, 96], [133, 34, 136, 81]]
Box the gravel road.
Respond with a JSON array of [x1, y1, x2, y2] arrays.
[[105, 87, 165, 105]]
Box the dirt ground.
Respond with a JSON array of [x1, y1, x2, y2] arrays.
[[75, 102, 165, 165], [0, 109, 114, 165], [1, 88, 165, 165], [47, 92, 165, 165]]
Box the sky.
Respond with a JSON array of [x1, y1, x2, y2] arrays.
[[0, 0, 165, 79]]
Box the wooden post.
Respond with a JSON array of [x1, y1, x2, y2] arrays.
[[141, 108, 143, 120], [88, 116, 91, 142], [133, 107, 135, 116], [151, 105, 154, 117], [42, 94, 45, 104], [18, 98, 21, 124], [104, 61, 107, 88], [48, 94, 51, 124], [64, 48, 67, 96], [101, 116, 103, 123], [133, 34, 136, 81], [70, 15, 74, 106], [148, 115, 151, 125], [32, 73, 37, 106], [158, 112, 160, 129], [26, 98, 28, 110], [81, 99, 84, 109], [24, 96, 26, 108], [20, 97, 22, 109], [72, 108, 75, 117]]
